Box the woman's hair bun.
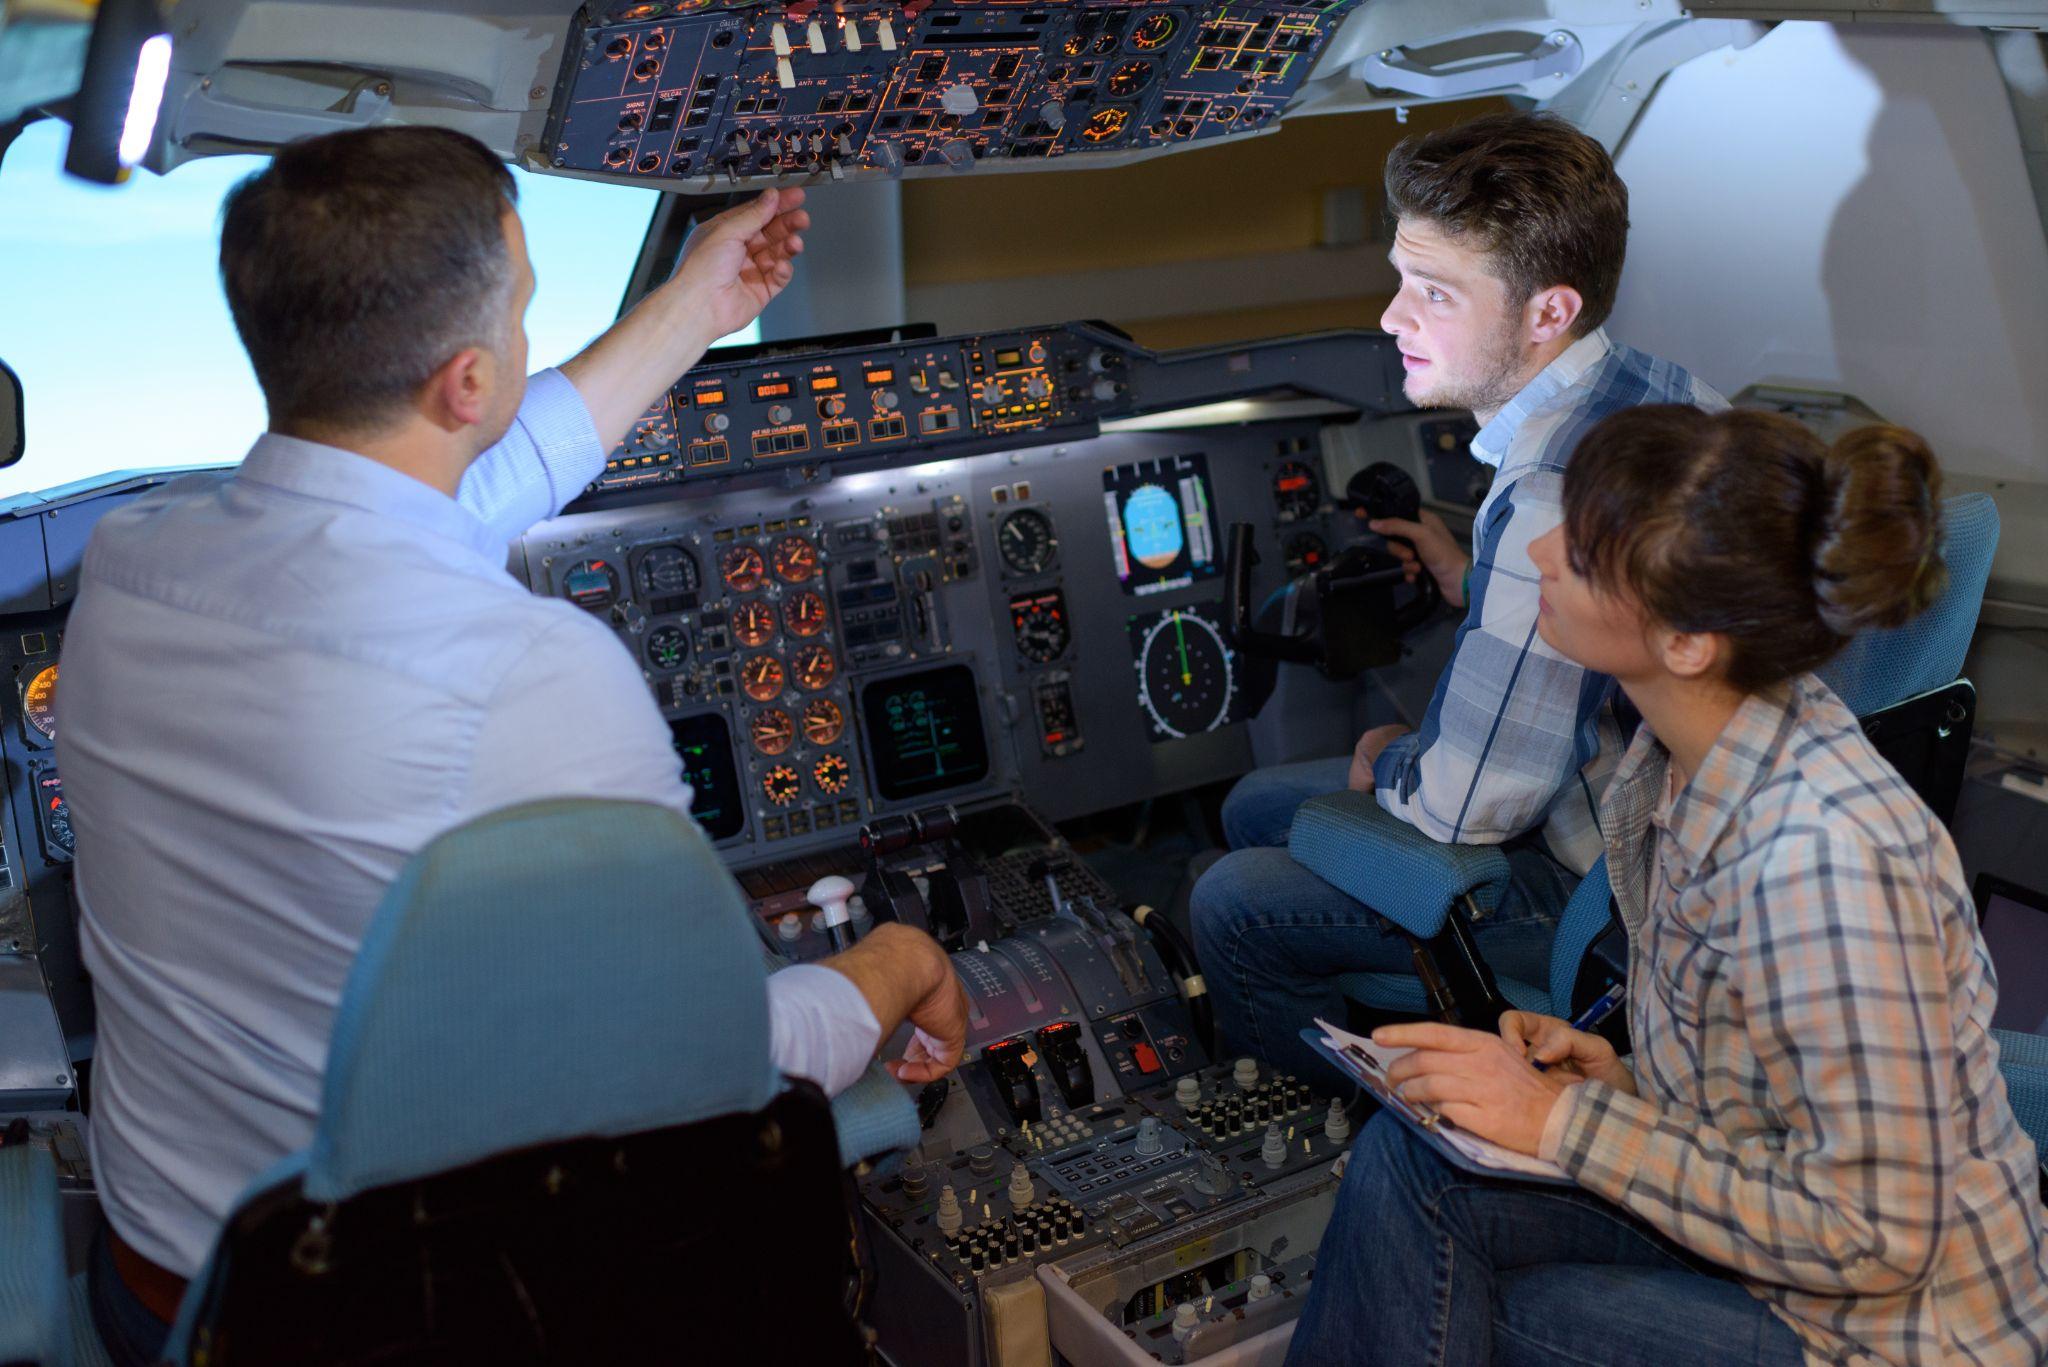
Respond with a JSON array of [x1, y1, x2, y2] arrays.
[[1812, 425, 1945, 636]]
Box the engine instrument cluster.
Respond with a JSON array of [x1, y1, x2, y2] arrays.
[[544, 0, 1367, 191]]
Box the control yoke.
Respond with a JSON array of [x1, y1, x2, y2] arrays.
[[1224, 462, 1444, 682]]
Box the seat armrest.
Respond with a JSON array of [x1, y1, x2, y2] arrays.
[[1288, 791, 1512, 939], [0, 1142, 71, 1367], [830, 1062, 921, 1167]]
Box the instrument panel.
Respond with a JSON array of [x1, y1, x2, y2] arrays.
[[542, 0, 1368, 191], [520, 322, 1470, 863]]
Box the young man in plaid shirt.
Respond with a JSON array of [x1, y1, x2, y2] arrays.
[[1192, 112, 1723, 1089]]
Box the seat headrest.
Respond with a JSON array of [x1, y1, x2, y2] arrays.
[[1817, 492, 1999, 718], [305, 799, 779, 1202]]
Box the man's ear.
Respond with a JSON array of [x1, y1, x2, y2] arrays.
[[419, 347, 491, 433], [1657, 627, 1723, 681], [1524, 285, 1585, 346]]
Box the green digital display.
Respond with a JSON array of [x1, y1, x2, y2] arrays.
[[860, 664, 990, 802]]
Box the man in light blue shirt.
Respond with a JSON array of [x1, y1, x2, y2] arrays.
[[57, 126, 965, 1357]]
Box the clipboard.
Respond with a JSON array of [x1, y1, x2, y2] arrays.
[[1303, 1019, 1576, 1187]]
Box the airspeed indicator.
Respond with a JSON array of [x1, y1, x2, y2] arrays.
[[1128, 605, 1238, 741]]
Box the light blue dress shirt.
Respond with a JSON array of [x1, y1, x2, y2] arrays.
[[57, 370, 877, 1276]]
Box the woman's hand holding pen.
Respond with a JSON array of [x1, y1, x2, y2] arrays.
[[1498, 1011, 1637, 1094], [1374, 1021, 1577, 1156]]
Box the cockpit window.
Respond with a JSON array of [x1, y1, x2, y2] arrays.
[[0, 119, 703, 501]]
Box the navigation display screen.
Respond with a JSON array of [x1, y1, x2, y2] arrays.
[[861, 664, 990, 802], [669, 713, 745, 841], [1102, 452, 1220, 596]]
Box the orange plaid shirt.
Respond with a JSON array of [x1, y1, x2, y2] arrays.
[[1549, 675, 2048, 1365]]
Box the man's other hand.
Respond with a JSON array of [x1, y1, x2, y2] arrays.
[[1347, 723, 1411, 792], [1362, 507, 1470, 608], [668, 188, 810, 342], [821, 922, 967, 1085]]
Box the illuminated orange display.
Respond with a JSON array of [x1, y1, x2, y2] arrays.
[[762, 765, 802, 806], [750, 708, 794, 755], [720, 544, 765, 592], [809, 374, 841, 393], [784, 590, 827, 637], [733, 600, 778, 647], [771, 535, 818, 583], [812, 753, 851, 795], [692, 387, 727, 407], [741, 654, 785, 701], [863, 366, 894, 386], [791, 644, 837, 691], [752, 378, 795, 401], [801, 697, 844, 746]]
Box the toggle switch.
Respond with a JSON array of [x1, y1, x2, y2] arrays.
[[776, 56, 796, 89], [770, 21, 792, 55], [807, 19, 827, 52], [878, 17, 897, 50], [843, 18, 862, 50]]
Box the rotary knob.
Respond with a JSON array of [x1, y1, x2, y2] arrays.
[[876, 389, 899, 411], [703, 411, 729, 435], [767, 403, 793, 425], [1023, 375, 1052, 400], [940, 83, 980, 117], [820, 394, 847, 417]]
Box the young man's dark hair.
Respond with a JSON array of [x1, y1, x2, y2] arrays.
[[219, 126, 520, 432], [1383, 110, 1629, 336]]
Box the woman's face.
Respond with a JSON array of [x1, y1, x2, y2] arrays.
[[1528, 524, 1662, 681]]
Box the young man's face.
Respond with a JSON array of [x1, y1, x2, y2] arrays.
[[1379, 217, 1530, 420]]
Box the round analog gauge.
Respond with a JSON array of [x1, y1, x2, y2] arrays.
[[721, 544, 766, 592], [784, 590, 828, 637], [812, 753, 852, 795], [740, 654, 786, 702], [790, 644, 837, 691], [1273, 460, 1321, 521], [1283, 532, 1328, 576], [645, 624, 689, 672], [1010, 593, 1071, 663], [771, 535, 819, 583], [733, 600, 779, 648], [22, 663, 57, 740], [562, 558, 622, 612], [1106, 60, 1154, 98], [1062, 32, 1087, 56], [762, 765, 803, 807], [1134, 609, 1238, 740], [635, 544, 700, 598], [750, 707, 795, 756], [1130, 11, 1178, 49], [801, 697, 845, 746], [997, 508, 1058, 576], [1081, 107, 1130, 144]]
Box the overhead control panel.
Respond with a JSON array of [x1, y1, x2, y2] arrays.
[[543, 0, 1366, 190]]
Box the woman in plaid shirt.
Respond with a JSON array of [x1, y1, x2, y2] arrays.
[[1288, 406, 2047, 1366]]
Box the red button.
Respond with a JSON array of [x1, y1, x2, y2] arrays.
[[1132, 1043, 1162, 1074]]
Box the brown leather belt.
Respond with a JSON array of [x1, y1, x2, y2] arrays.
[[109, 1227, 187, 1326]]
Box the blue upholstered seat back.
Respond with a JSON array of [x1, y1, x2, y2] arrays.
[[1547, 855, 1614, 1017], [1816, 493, 1998, 717], [303, 799, 780, 1202]]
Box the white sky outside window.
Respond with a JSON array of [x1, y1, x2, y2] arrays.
[[0, 119, 753, 501]]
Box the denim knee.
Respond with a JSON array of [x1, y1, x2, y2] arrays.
[[1190, 850, 1262, 970]]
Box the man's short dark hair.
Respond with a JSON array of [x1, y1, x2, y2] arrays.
[[219, 126, 518, 432], [1383, 111, 1628, 335]]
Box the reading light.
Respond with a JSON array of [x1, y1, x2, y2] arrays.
[[63, 0, 172, 185]]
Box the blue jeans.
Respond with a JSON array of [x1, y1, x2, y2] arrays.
[[1191, 838, 1572, 1092], [88, 1221, 172, 1367], [1220, 755, 1354, 850], [1287, 1115, 1809, 1367]]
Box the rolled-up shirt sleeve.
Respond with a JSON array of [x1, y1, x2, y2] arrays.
[[767, 964, 883, 1096], [456, 368, 607, 544]]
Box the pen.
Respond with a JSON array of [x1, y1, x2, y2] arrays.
[[1529, 982, 1627, 1072]]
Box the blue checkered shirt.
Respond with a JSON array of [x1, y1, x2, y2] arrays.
[[1373, 329, 1726, 874]]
